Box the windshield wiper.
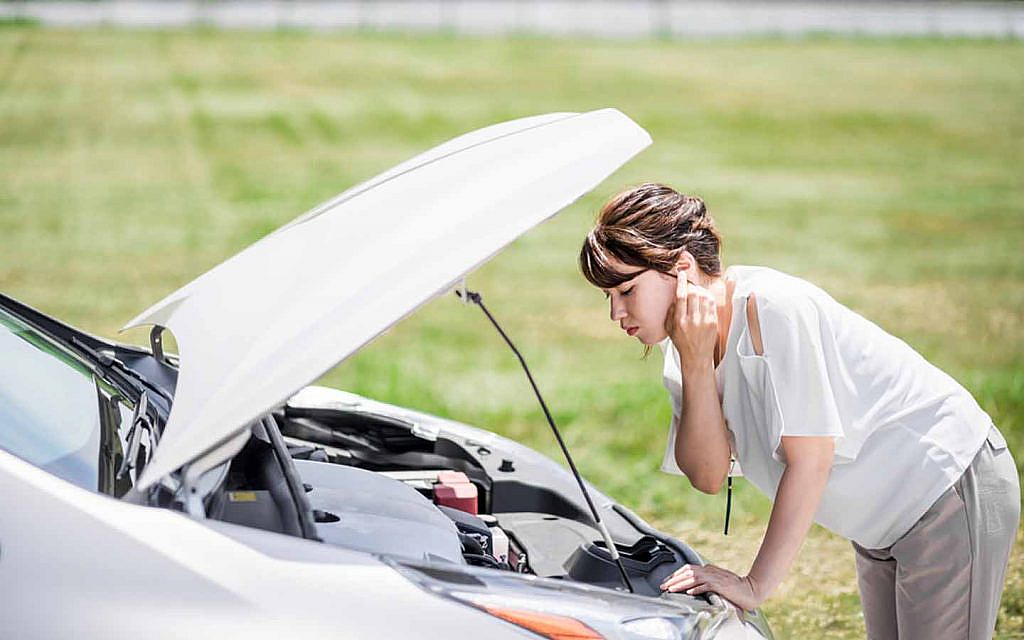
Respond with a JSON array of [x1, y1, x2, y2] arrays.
[[69, 336, 174, 406], [117, 390, 153, 481], [456, 286, 634, 594]]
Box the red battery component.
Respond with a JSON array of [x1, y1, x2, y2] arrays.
[[433, 471, 478, 515]]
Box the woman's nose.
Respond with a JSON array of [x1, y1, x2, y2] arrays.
[[609, 298, 626, 322]]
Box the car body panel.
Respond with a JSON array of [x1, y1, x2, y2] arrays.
[[0, 448, 532, 639]]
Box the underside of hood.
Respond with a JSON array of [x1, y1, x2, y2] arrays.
[[124, 108, 651, 491]]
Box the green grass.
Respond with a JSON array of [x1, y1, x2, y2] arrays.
[[1, 28, 1022, 638]]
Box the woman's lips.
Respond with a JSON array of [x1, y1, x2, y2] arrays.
[[626, 326, 639, 336]]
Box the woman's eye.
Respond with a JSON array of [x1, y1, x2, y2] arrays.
[[604, 286, 633, 299]]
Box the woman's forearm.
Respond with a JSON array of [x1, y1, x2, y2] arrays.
[[675, 359, 731, 493], [658, 447, 832, 609], [745, 440, 833, 602]]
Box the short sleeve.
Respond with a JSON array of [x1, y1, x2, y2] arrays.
[[754, 294, 848, 463], [658, 338, 686, 476]]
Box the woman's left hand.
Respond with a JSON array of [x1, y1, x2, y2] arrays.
[[659, 564, 763, 611]]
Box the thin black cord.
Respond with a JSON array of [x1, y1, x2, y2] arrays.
[[458, 288, 634, 593], [724, 475, 732, 536]]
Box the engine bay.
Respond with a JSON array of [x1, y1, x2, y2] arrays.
[[204, 397, 700, 597]]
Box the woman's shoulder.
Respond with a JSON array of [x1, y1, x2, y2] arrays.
[[727, 265, 840, 329], [727, 265, 829, 305]]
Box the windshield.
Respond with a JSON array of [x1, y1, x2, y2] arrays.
[[0, 307, 135, 495]]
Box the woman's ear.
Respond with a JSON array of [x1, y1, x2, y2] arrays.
[[674, 251, 695, 279]]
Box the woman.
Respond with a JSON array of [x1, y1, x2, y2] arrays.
[[578, 183, 1019, 639]]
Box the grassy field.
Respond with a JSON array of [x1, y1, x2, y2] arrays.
[[1, 26, 1022, 637]]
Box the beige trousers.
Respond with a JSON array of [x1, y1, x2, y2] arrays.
[[852, 424, 1020, 640]]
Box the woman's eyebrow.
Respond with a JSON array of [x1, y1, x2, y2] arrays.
[[600, 268, 648, 294], [617, 270, 646, 284], [602, 274, 644, 296]]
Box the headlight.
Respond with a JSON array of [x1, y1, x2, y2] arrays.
[[446, 592, 725, 640], [471, 602, 603, 639], [620, 617, 684, 639], [620, 614, 771, 640], [387, 560, 766, 639]]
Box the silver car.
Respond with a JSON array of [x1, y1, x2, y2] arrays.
[[0, 109, 772, 639]]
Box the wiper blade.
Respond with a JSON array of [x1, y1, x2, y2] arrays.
[[69, 336, 174, 405], [117, 390, 152, 481], [456, 286, 634, 594]]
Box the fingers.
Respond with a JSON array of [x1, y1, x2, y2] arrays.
[[687, 583, 713, 595], [687, 288, 702, 326], [702, 293, 717, 327], [667, 277, 718, 359], [663, 575, 705, 594], [685, 286, 717, 328], [660, 564, 734, 595], [661, 565, 759, 611], [659, 564, 705, 593], [675, 271, 689, 316]]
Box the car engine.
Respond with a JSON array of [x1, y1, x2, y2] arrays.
[[202, 392, 702, 598]]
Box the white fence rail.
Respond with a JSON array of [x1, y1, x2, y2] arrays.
[[2, 1, 1022, 38]]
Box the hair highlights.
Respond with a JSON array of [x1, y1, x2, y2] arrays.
[[579, 183, 723, 289]]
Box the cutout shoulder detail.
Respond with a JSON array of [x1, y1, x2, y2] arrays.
[[746, 294, 765, 356]]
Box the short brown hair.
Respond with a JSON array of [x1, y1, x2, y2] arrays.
[[579, 183, 723, 289]]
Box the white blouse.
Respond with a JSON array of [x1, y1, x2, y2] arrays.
[[659, 265, 992, 548]]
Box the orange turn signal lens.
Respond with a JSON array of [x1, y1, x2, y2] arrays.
[[479, 604, 604, 639]]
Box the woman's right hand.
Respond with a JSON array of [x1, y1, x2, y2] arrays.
[[664, 273, 719, 371]]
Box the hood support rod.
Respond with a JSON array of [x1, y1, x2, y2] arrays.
[[150, 325, 166, 364], [456, 287, 634, 594]]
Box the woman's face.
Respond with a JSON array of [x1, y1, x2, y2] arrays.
[[600, 257, 678, 345]]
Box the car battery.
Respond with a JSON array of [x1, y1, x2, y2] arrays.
[[432, 470, 478, 515]]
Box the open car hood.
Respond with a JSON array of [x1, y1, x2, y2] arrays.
[[124, 108, 651, 491]]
